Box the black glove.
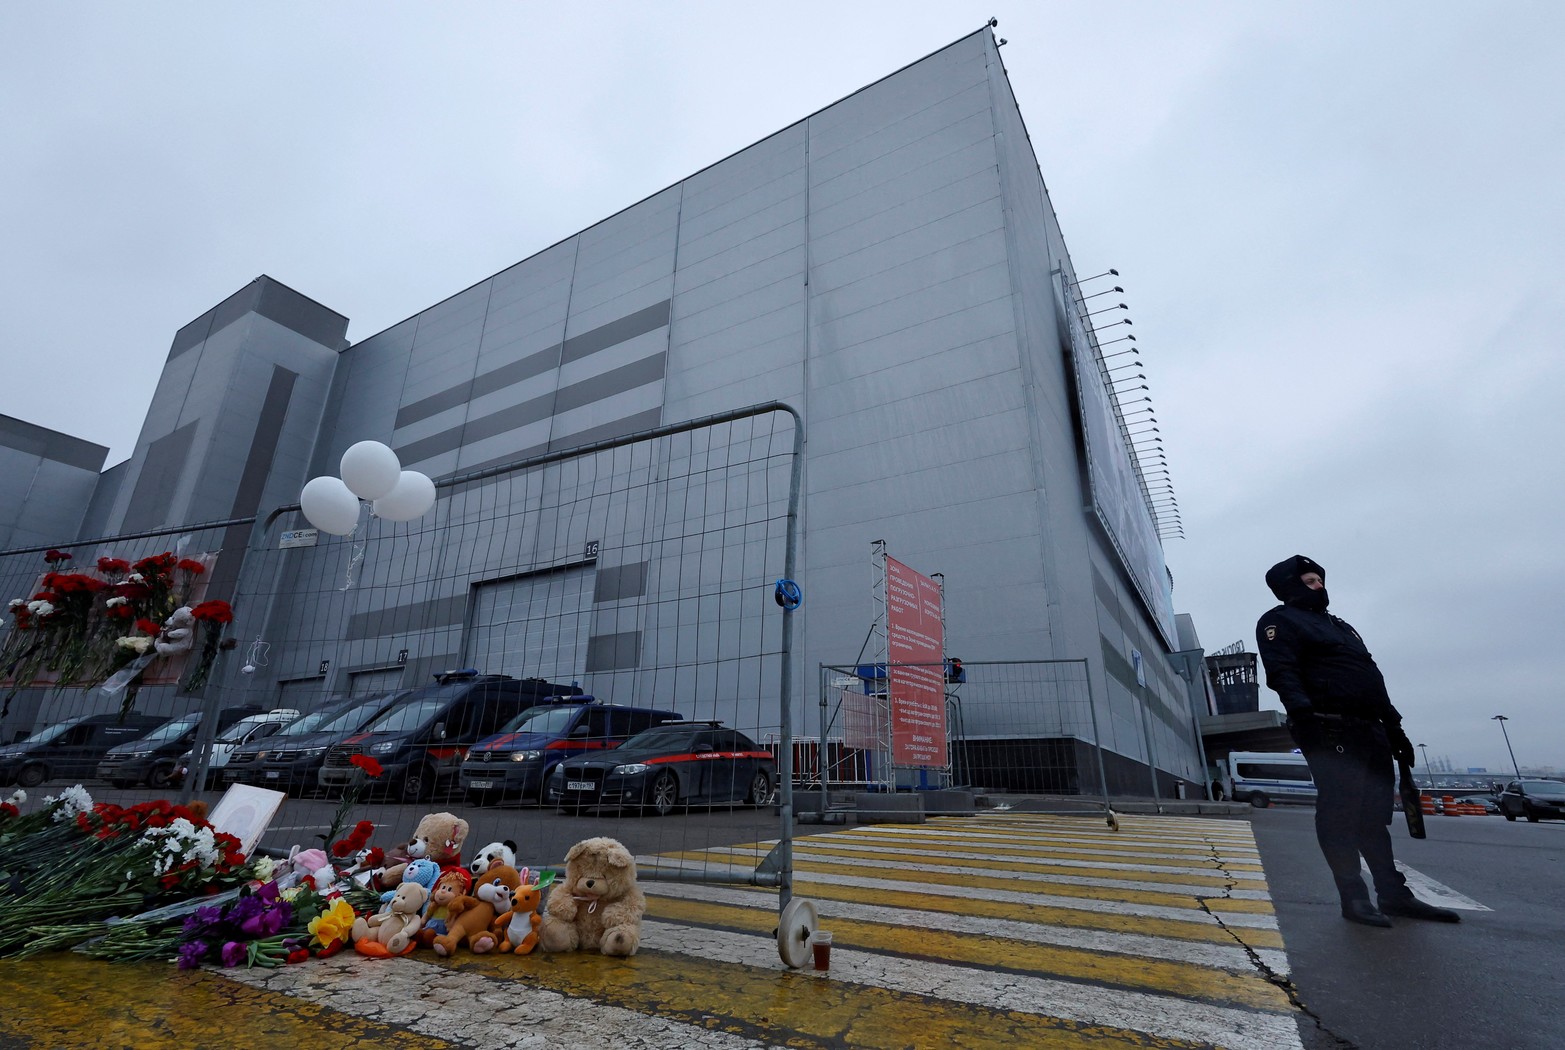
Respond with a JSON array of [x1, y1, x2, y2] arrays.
[[1286, 708, 1320, 746], [1387, 724, 1416, 767]]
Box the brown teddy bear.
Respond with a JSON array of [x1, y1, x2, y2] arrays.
[[351, 880, 427, 958], [430, 863, 522, 956], [374, 812, 469, 890], [539, 837, 644, 957]]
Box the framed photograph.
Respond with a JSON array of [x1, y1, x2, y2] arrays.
[[207, 783, 287, 857]]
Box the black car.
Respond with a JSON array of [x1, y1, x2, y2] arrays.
[[544, 722, 777, 816], [225, 691, 409, 794], [95, 706, 263, 788], [0, 713, 164, 788], [1498, 779, 1565, 822], [460, 697, 682, 804], [319, 671, 582, 802]]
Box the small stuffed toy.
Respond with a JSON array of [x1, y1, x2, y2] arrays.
[[153, 607, 197, 657], [467, 839, 518, 879], [375, 812, 469, 890], [494, 868, 554, 955], [539, 837, 644, 957], [344, 845, 385, 884], [351, 880, 428, 958], [287, 848, 337, 894], [430, 863, 521, 957], [416, 866, 472, 948], [381, 857, 440, 905]]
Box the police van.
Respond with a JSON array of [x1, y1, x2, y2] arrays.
[[1218, 751, 1317, 808]]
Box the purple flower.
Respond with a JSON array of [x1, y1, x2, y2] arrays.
[[254, 880, 281, 904], [220, 941, 247, 967], [177, 940, 210, 970], [181, 904, 225, 935], [227, 896, 262, 928]]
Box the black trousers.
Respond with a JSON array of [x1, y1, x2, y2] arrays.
[[1297, 730, 1411, 906]]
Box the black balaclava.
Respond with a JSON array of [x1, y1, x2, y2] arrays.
[[1265, 555, 1329, 613]]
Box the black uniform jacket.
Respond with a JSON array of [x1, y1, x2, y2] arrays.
[[1256, 604, 1402, 726]]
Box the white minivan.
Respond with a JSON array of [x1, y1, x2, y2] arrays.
[[174, 709, 301, 790], [1218, 751, 1317, 808]]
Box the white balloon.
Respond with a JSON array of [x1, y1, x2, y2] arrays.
[[371, 471, 437, 522], [299, 476, 362, 535], [339, 441, 402, 500]]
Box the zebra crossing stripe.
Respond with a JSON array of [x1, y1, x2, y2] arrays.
[[806, 828, 1264, 868], [642, 855, 1276, 924], [677, 845, 1274, 898], [702, 836, 1270, 883], [644, 893, 1294, 1011], [640, 878, 1292, 976], [639, 919, 1303, 1049]]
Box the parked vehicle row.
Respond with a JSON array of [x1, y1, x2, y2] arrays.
[[2, 671, 777, 818]]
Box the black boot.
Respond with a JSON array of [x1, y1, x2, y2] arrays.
[[1342, 899, 1393, 927], [1380, 896, 1461, 923]]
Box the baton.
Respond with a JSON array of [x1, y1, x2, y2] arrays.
[[1399, 760, 1426, 839]]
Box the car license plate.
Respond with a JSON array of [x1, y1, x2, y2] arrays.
[[567, 780, 593, 791], [265, 771, 280, 779], [467, 780, 494, 790]]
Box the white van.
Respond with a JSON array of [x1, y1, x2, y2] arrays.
[[1218, 751, 1317, 808], [174, 709, 301, 790]]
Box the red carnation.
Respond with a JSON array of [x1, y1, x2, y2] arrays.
[[330, 838, 355, 858], [348, 754, 383, 778], [44, 549, 72, 564], [189, 600, 234, 624], [97, 557, 130, 576], [0, 803, 18, 820], [176, 558, 207, 576]]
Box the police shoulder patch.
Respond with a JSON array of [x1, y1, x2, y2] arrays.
[[1264, 625, 1277, 641]]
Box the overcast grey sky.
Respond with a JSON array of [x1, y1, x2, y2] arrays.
[[3, 2, 1560, 773]]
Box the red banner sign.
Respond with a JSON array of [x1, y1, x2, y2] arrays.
[[885, 556, 947, 767]]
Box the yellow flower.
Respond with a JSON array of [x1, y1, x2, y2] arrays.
[[308, 898, 356, 947]]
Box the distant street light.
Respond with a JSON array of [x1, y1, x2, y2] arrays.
[[1417, 743, 1430, 769], [1492, 715, 1522, 780]]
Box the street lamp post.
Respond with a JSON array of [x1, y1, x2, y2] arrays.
[[1492, 715, 1522, 780], [1417, 743, 1430, 770]]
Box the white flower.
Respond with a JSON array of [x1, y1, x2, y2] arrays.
[[116, 636, 152, 654], [105, 596, 129, 608], [8, 598, 24, 609], [44, 784, 93, 822], [5, 789, 24, 806], [26, 600, 55, 617], [253, 856, 276, 882], [127, 573, 145, 583]]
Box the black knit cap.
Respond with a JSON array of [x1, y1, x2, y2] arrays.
[[1265, 555, 1325, 604]]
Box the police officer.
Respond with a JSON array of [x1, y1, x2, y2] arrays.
[[1256, 555, 1460, 927]]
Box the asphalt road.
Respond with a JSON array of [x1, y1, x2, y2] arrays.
[[1251, 804, 1565, 1050]]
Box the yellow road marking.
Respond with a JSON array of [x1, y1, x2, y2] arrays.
[[681, 852, 1274, 915], [678, 843, 1266, 891], [794, 831, 1265, 868], [786, 875, 1287, 950], [442, 945, 1222, 1050], [646, 893, 1295, 1012], [0, 955, 449, 1049]]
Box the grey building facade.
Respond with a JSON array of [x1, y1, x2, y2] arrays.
[[1, 30, 1206, 794]]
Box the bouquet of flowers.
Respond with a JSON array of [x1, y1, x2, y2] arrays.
[[0, 787, 254, 958], [0, 549, 218, 709]]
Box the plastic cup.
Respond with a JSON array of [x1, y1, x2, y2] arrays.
[[810, 930, 833, 971]]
